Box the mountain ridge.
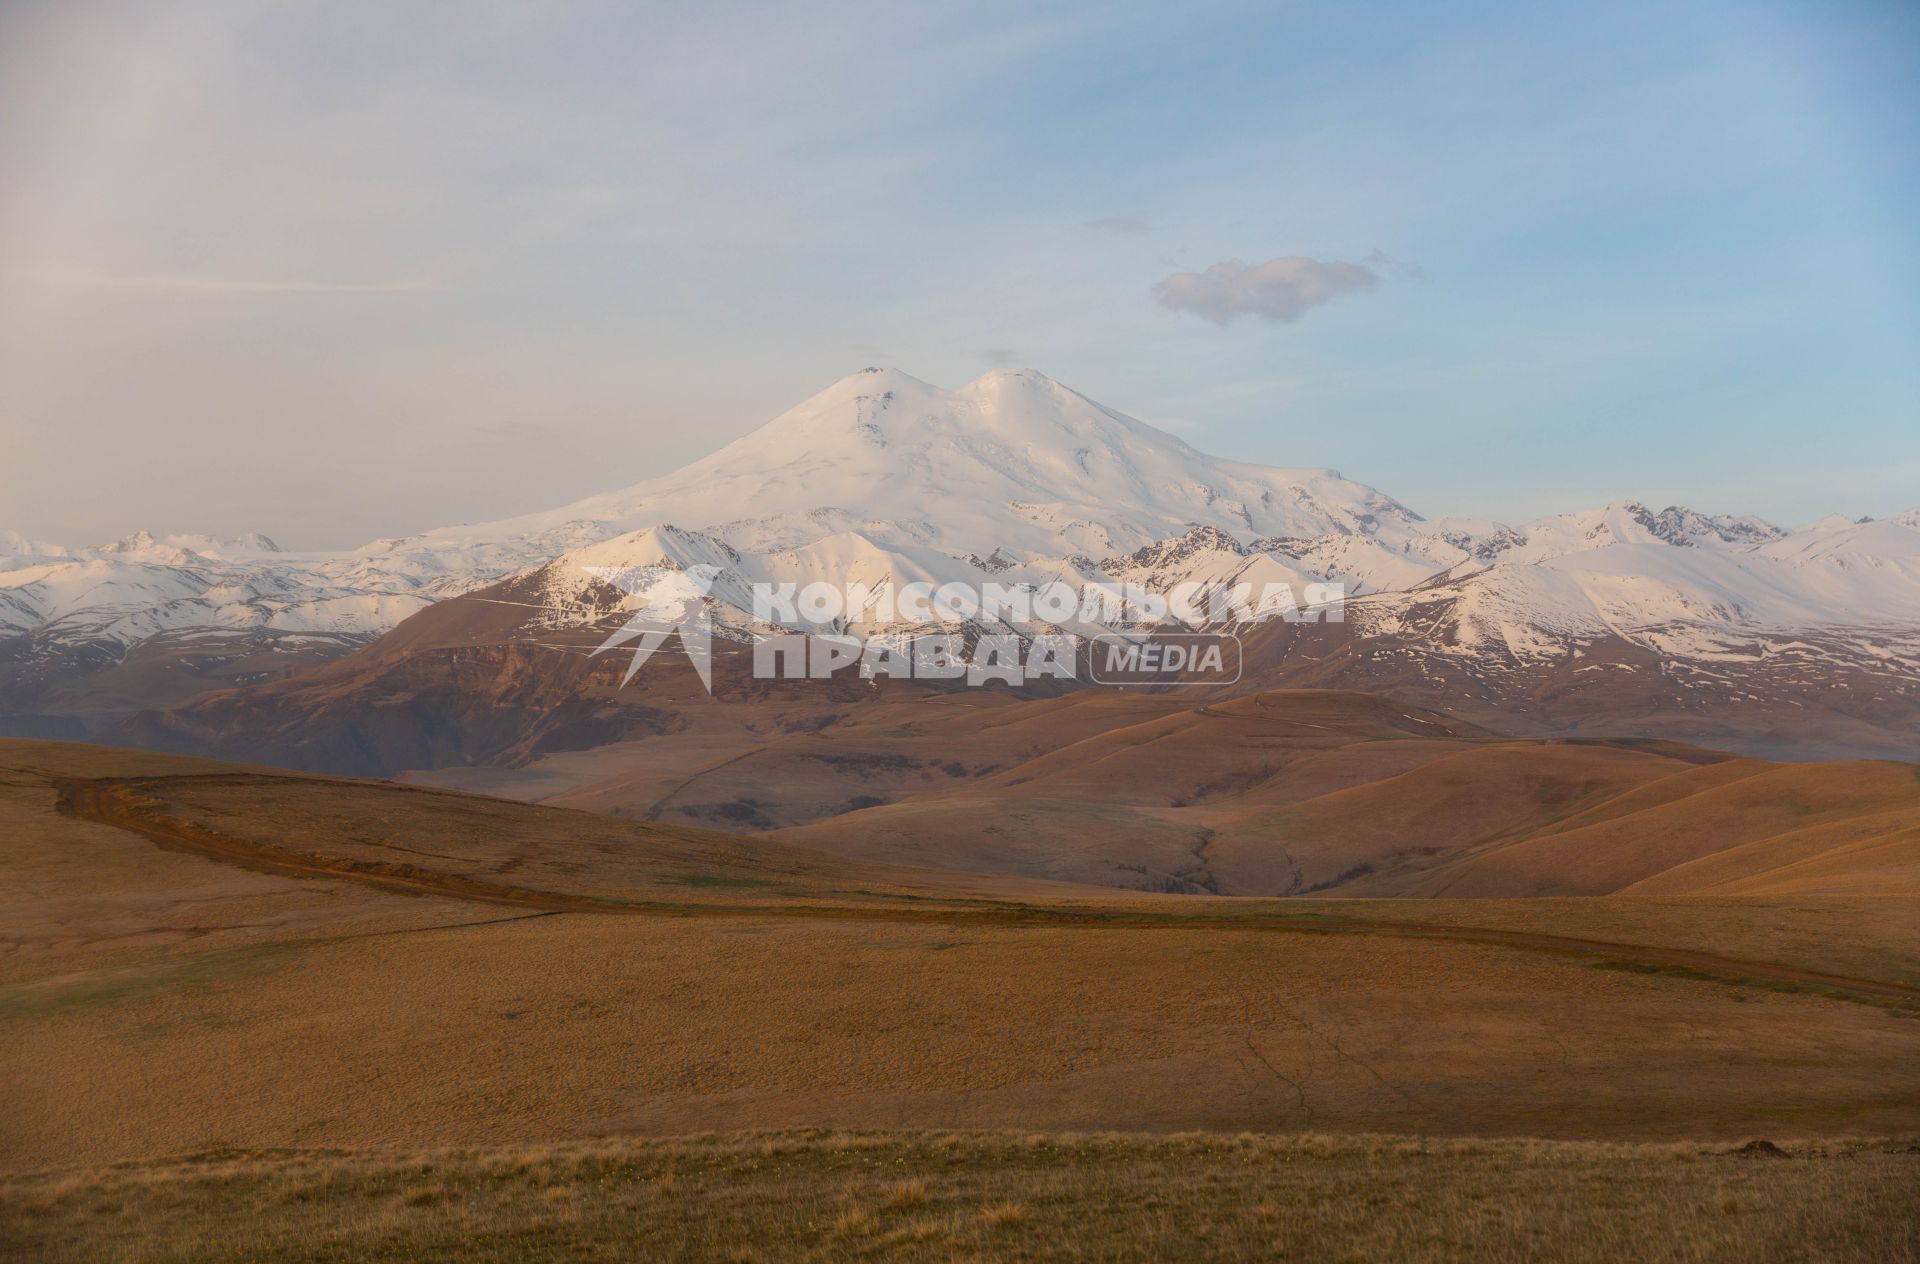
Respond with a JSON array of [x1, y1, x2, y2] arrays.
[[5, 368, 1919, 756]]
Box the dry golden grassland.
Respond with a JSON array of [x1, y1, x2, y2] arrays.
[[5, 1131, 1916, 1263], [3, 738, 1919, 1260], [16, 903, 1920, 1168], [412, 685, 1920, 900]]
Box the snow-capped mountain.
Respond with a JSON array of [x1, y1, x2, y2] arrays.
[[384, 366, 1483, 593], [0, 529, 431, 645], [1355, 502, 1920, 655], [5, 366, 1919, 755], [0, 366, 1486, 723], [0, 527, 442, 732]]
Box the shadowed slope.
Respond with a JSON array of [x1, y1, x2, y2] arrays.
[[765, 692, 1919, 898]]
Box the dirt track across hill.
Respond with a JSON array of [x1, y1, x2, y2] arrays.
[[55, 772, 1920, 1009]]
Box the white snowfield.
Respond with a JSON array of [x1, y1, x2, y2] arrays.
[[4, 368, 1918, 672]]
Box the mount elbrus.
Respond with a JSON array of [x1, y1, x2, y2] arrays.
[[5, 368, 1916, 760]]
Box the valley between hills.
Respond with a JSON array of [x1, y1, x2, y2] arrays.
[[8, 0, 1920, 1251], [4, 688, 1919, 1258], [5, 371, 1919, 1260], [13, 682, 1920, 1155]]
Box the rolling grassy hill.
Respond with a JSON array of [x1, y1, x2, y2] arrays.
[[6, 736, 1919, 1168], [760, 691, 1920, 897], [4, 733, 1917, 1259]]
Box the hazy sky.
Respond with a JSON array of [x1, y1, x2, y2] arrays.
[[2, 0, 1916, 548]]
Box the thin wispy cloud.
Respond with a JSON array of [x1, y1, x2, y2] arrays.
[[1363, 250, 1427, 282], [1081, 215, 1153, 234], [38, 270, 441, 294], [1152, 255, 1378, 326], [470, 419, 551, 445], [0, 1, 1909, 541]]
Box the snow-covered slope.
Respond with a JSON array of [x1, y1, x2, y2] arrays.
[[1, 367, 1480, 658], [0, 530, 430, 643], [1363, 503, 1920, 664], [5, 367, 1920, 735], [389, 367, 1482, 590]]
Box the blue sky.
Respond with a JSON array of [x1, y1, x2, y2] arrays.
[[1, 0, 1915, 546]]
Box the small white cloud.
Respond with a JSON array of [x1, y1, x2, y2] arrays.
[[1152, 255, 1379, 325]]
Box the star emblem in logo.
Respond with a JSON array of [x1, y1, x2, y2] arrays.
[[583, 562, 723, 692]]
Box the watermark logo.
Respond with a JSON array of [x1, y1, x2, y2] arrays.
[[584, 574, 1337, 693], [586, 563, 721, 691], [1087, 632, 1242, 686], [747, 578, 1342, 629]]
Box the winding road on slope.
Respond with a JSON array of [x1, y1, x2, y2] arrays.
[[55, 773, 1920, 1009]]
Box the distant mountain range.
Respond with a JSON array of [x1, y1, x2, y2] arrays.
[[6, 368, 1918, 758]]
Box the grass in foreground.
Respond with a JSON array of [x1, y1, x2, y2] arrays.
[[3, 1130, 1915, 1263]]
